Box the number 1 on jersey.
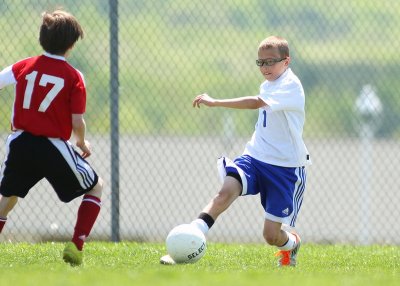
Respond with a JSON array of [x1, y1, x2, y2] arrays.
[[23, 71, 64, 112], [262, 110, 267, 127]]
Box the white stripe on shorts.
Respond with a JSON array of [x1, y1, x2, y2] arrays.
[[290, 167, 306, 227], [264, 166, 306, 227], [48, 138, 96, 189]]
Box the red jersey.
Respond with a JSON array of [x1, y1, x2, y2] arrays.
[[3, 53, 86, 140]]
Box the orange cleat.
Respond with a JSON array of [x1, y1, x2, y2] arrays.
[[275, 233, 301, 267]]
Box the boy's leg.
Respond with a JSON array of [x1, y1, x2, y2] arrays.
[[71, 179, 103, 251], [191, 176, 242, 234], [0, 196, 18, 233], [261, 165, 306, 267], [63, 179, 103, 266], [263, 219, 300, 267], [160, 176, 241, 264]]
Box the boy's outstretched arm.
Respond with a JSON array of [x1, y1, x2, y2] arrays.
[[192, 93, 266, 109]]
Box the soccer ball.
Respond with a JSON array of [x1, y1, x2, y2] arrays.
[[166, 224, 207, 264]]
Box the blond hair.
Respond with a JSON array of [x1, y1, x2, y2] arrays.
[[258, 36, 289, 58]]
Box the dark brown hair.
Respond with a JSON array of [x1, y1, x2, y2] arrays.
[[39, 10, 84, 55], [258, 36, 289, 58]]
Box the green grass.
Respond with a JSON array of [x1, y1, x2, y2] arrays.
[[0, 242, 398, 286]]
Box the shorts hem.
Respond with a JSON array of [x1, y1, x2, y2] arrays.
[[265, 212, 294, 227]]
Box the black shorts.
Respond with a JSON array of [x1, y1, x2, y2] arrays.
[[0, 131, 99, 202]]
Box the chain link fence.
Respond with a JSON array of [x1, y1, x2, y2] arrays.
[[0, 0, 400, 244]]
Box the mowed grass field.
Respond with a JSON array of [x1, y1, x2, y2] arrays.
[[0, 242, 398, 286]]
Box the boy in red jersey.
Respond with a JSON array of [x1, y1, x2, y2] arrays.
[[0, 9, 103, 266]]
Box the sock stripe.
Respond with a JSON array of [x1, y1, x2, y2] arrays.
[[198, 212, 215, 229], [82, 195, 102, 207], [82, 198, 102, 207], [0, 217, 6, 233]]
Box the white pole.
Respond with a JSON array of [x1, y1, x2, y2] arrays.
[[356, 84, 382, 245], [360, 123, 373, 245]]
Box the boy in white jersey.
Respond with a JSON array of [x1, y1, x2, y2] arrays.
[[161, 36, 310, 266]]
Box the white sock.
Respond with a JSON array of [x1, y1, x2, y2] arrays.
[[190, 219, 209, 235], [278, 231, 297, 251]]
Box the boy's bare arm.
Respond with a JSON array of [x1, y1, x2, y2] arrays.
[[72, 114, 91, 158], [193, 93, 266, 109]]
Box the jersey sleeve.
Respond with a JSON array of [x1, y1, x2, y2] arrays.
[[0, 65, 17, 89], [70, 70, 86, 114], [260, 80, 304, 113]]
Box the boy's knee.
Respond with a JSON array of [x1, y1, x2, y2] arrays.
[[263, 230, 281, 246], [97, 177, 104, 190], [263, 224, 283, 246], [212, 189, 236, 206], [87, 177, 103, 199], [0, 196, 18, 217]]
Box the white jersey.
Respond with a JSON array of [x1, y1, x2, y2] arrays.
[[243, 68, 310, 167]]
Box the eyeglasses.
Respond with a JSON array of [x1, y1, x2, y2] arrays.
[[256, 58, 286, 67]]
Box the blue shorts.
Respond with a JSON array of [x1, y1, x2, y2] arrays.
[[218, 155, 306, 227]]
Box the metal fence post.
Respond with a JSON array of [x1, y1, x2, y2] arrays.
[[109, 0, 120, 242]]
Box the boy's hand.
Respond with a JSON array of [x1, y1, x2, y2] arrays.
[[192, 93, 216, 108], [76, 140, 92, 158]]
